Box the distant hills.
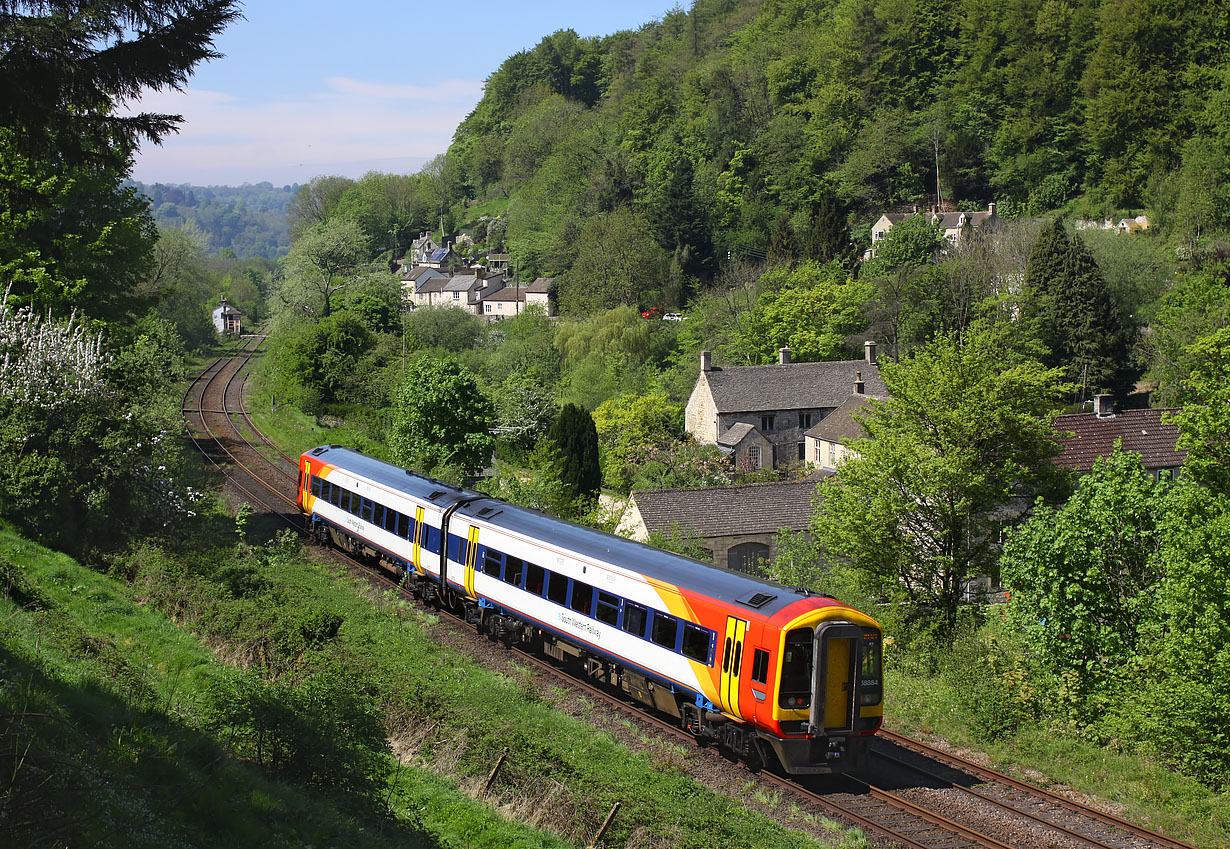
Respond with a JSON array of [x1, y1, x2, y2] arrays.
[[132, 181, 297, 259]]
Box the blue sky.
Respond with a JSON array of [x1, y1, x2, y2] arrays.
[[128, 0, 680, 187]]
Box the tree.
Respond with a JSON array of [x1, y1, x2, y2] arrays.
[[1166, 327, 1230, 495], [389, 355, 494, 480], [547, 403, 601, 508], [286, 175, 357, 237], [1001, 446, 1166, 708], [767, 213, 800, 267], [811, 326, 1068, 632], [591, 392, 685, 492], [277, 218, 370, 319], [405, 304, 483, 353], [803, 192, 854, 267], [559, 207, 670, 315], [1, 1, 240, 164]]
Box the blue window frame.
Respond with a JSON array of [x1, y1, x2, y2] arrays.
[[621, 601, 648, 638]]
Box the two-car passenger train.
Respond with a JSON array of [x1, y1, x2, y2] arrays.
[[298, 444, 883, 773]]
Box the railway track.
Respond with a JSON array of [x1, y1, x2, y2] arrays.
[[181, 344, 1203, 849]]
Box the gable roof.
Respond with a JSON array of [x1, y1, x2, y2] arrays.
[[526, 277, 553, 293], [703, 359, 887, 414], [631, 481, 817, 538], [716, 421, 757, 448], [483, 286, 523, 302], [443, 274, 481, 293], [805, 393, 882, 443], [415, 277, 447, 295], [426, 247, 453, 263], [1054, 408, 1185, 471]]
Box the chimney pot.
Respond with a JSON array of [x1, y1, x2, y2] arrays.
[[865, 340, 877, 365], [1094, 393, 1115, 418], [701, 351, 712, 373], [855, 371, 865, 395], [779, 347, 792, 365]]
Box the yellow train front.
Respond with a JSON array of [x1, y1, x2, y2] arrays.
[[298, 444, 882, 773]]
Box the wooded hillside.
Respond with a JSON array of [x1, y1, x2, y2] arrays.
[[443, 0, 1229, 285]]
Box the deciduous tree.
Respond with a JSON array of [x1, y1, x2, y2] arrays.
[[389, 355, 495, 480]]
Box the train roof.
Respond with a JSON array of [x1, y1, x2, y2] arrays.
[[305, 444, 837, 619]]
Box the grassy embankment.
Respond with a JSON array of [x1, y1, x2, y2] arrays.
[[0, 520, 867, 849]]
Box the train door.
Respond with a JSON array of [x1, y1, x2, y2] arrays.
[[812, 623, 867, 734], [412, 506, 426, 575], [720, 616, 747, 718], [463, 525, 479, 598]]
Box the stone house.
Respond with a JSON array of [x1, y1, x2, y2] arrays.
[[1054, 394, 1185, 480], [618, 481, 818, 573], [804, 390, 883, 472], [400, 265, 447, 307], [867, 203, 999, 259], [685, 343, 887, 470]]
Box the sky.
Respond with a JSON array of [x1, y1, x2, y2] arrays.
[[128, 0, 680, 187]]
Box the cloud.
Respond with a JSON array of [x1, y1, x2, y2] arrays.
[[126, 75, 483, 185]]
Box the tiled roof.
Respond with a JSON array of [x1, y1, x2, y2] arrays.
[[805, 393, 883, 442], [483, 286, 523, 302], [443, 274, 480, 292], [527, 277, 553, 293], [1053, 409, 1185, 471], [704, 359, 887, 413], [716, 421, 755, 447], [416, 277, 446, 294], [631, 481, 818, 538]]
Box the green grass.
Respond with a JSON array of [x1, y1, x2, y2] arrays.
[[885, 653, 1230, 848], [1, 524, 866, 848]]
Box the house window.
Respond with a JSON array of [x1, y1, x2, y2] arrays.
[[485, 303, 492, 313], [797, 442, 805, 461], [827, 442, 836, 466], [747, 445, 761, 469], [760, 415, 775, 432], [452, 291, 460, 300], [798, 412, 812, 429]]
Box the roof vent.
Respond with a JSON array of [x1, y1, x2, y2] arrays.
[[476, 506, 501, 518], [428, 489, 447, 501], [311, 446, 328, 456], [737, 591, 777, 609]]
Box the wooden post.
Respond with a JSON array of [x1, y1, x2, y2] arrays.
[[587, 801, 621, 849], [482, 747, 509, 795]]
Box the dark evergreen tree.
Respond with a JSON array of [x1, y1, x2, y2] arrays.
[[1, 1, 241, 165], [1022, 218, 1074, 366], [1023, 219, 1131, 397], [804, 192, 854, 267], [767, 213, 799, 267], [1058, 233, 1131, 398], [548, 403, 601, 508]]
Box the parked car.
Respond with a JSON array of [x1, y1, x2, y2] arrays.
[[641, 307, 663, 319], [663, 312, 683, 321]]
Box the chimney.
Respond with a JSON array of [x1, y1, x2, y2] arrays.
[[854, 371, 865, 395], [701, 351, 712, 372], [865, 340, 877, 365], [1093, 393, 1114, 418], [988, 201, 997, 216], [779, 347, 792, 365]]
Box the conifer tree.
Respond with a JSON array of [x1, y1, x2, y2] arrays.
[[548, 403, 601, 508], [804, 192, 854, 267], [768, 213, 799, 267]]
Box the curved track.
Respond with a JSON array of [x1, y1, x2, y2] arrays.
[[182, 345, 1204, 849]]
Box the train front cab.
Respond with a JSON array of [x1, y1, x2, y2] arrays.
[[762, 614, 883, 774]]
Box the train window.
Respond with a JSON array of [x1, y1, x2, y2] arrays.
[[569, 581, 593, 616], [651, 612, 678, 650], [752, 649, 770, 685], [424, 525, 441, 554], [525, 563, 545, 595], [403, 514, 416, 541], [482, 549, 503, 577], [328, 483, 342, 508], [546, 571, 568, 605], [503, 556, 523, 587], [348, 492, 362, 517], [595, 591, 619, 626], [682, 623, 711, 663], [621, 602, 647, 637], [311, 475, 323, 497], [779, 627, 813, 710], [859, 634, 883, 706], [360, 498, 375, 523]]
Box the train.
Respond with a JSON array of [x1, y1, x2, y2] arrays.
[[297, 444, 883, 773]]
